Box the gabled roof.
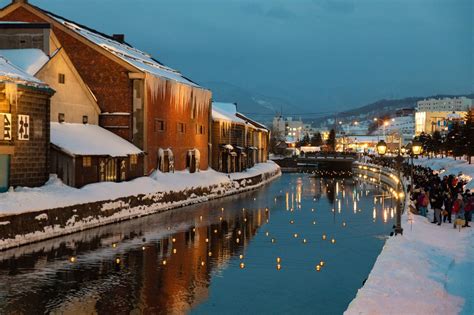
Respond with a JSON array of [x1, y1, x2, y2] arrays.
[[0, 48, 49, 75], [0, 55, 49, 89], [51, 122, 142, 157], [0, 2, 206, 89], [212, 102, 247, 125], [236, 112, 269, 132]]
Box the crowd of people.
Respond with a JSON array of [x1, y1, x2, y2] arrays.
[[363, 155, 473, 228], [409, 165, 473, 228]]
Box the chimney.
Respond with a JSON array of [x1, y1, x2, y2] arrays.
[[112, 34, 125, 43]]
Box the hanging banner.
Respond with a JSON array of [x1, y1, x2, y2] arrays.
[[0, 113, 12, 141], [18, 114, 30, 141]]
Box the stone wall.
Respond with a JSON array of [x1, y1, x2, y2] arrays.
[[0, 167, 281, 251]]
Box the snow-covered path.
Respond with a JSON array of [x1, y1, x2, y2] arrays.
[[346, 157, 473, 315]]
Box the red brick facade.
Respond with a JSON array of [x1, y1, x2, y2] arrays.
[[1, 4, 211, 173]]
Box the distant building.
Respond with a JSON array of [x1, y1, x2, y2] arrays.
[[272, 115, 306, 141], [415, 97, 472, 135], [0, 55, 54, 191], [212, 102, 268, 173]]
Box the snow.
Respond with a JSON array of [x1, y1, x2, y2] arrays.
[[48, 14, 200, 87], [0, 56, 46, 86], [50, 122, 142, 157], [346, 159, 474, 315], [0, 161, 280, 216], [0, 49, 49, 75], [212, 102, 247, 124]]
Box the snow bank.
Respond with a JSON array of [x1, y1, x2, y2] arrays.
[[346, 160, 474, 315], [0, 162, 280, 216]]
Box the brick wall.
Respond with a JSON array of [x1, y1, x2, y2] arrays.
[[0, 83, 51, 187], [0, 7, 134, 141]]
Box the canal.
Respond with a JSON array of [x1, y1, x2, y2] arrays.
[[0, 173, 396, 314]]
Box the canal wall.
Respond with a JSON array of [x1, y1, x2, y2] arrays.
[[0, 166, 281, 251]]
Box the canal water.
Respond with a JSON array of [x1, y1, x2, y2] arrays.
[[0, 174, 396, 315]]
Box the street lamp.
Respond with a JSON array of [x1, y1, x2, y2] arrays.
[[394, 153, 405, 235], [410, 140, 423, 189], [376, 140, 388, 156]]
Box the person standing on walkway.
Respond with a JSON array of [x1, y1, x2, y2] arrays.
[[443, 189, 453, 223], [430, 184, 444, 225], [452, 193, 465, 228], [417, 188, 429, 217], [463, 190, 472, 227]]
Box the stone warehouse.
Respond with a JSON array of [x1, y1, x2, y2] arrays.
[[0, 0, 212, 174], [0, 55, 54, 192]]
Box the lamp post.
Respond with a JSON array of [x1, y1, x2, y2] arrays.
[[410, 140, 423, 188], [377, 140, 403, 235]]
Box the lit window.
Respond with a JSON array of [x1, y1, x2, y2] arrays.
[[130, 154, 138, 165], [83, 156, 92, 167]]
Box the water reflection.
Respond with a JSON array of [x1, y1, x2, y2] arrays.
[[0, 174, 396, 314]]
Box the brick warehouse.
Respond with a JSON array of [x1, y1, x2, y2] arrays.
[[0, 56, 54, 192], [0, 0, 212, 174]]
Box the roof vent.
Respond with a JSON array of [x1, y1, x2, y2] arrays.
[[112, 34, 125, 43]]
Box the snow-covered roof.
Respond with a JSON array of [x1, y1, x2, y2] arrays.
[[212, 102, 247, 124], [0, 55, 47, 87], [0, 49, 49, 75], [236, 112, 269, 132], [51, 122, 142, 157], [43, 11, 201, 88]]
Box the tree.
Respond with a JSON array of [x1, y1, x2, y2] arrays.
[[460, 111, 474, 164], [446, 122, 463, 158], [297, 133, 310, 147], [311, 132, 323, 146], [326, 129, 336, 151]]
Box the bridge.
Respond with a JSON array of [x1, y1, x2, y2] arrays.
[[272, 153, 357, 173]]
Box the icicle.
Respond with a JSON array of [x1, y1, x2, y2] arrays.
[[5, 83, 18, 109]]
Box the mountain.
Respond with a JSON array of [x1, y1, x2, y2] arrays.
[[312, 93, 474, 126], [204, 81, 304, 124]]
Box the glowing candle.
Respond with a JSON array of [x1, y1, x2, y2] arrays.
[[319, 260, 325, 266], [316, 265, 321, 271], [116, 258, 121, 264], [205, 238, 209, 243], [69, 256, 76, 263], [240, 262, 245, 269], [239, 254, 244, 259], [276, 264, 281, 270], [322, 234, 327, 240], [236, 238, 240, 243], [162, 260, 167, 265], [331, 238, 336, 244], [290, 220, 294, 224], [112, 243, 117, 248], [293, 233, 298, 238], [265, 231, 269, 236], [142, 246, 146, 251], [313, 221, 316, 225], [276, 257, 281, 263], [201, 261, 205, 266], [303, 239, 307, 244], [172, 238, 176, 243]]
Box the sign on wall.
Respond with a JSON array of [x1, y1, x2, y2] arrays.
[[18, 115, 30, 141], [0, 113, 12, 141]]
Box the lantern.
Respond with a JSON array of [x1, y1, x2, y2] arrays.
[[322, 234, 327, 240], [162, 260, 167, 265], [293, 233, 298, 238], [316, 265, 321, 271], [205, 238, 209, 243], [142, 246, 146, 251], [376, 140, 388, 156], [276, 264, 281, 270], [238, 230, 242, 235], [201, 261, 205, 266], [239, 254, 244, 260], [319, 260, 325, 267], [112, 243, 117, 248], [342, 222, 347, 227], [331, 238, 336, 244], [214, 229, 218, 234], [271, 238, 276, 243], [265, 231, 269, 236], [290, 220, 295, 224], [199, 215, 203, 221], [116, 258, 121, 264], [412, 141, 423, 156], [312, 221, 316, 225], [173, 248, 177, 254], [240, 262, 245, 269], [303, 238, 307, 244], [69, 256, 76, 263], [172, 238, 176, 243], [276, 257, 282, 263]]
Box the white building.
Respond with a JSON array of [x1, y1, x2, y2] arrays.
[[272, 115, 305, 141], [417, 97, 472, 112], [415, 97, 472, 135]]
